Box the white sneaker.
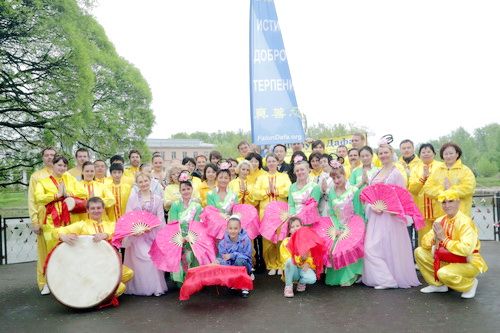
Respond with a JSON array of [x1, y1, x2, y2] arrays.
[[374, 285, 397, 290], [41, 284, 51, 295], [268, 269, 277, 276], [420, 285, 449, 294], [461, 279, 478, 299], [250, 273, 255, 281], [277, 269, 283, 276]]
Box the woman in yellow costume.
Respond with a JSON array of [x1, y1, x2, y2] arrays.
[[34, 155, 86, 294], [199, 163, 218, 206], [415, 191, 487, 299], [408, 143, 444, 245], [423, 142, 476, 217], [245, 153, 268, 188], [252, 154, 291, 276], [228, 160, 256, 206], [53, 197, 133, 298], [73, 161, 115, 222], [164, 164, 200, 210]]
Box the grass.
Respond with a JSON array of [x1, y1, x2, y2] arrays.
[[476, 176, 500, 188], [0, 190, 28, 217]]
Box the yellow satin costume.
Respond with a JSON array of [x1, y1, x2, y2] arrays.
[[53, 219, 133, 297], [408, 160, 444, 244], [251, 172, 291, 270], [228, 178, 257, 206], [34, 173, 87, 252], [73, 180, 116, 222], [28, 167, 52, 290], [415, 211, 488, 292], [423, 159, 476, 217], [105, 182, 132, 222]]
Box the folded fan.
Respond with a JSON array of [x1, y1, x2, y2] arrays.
[[296, 198, 321, 225], [179, 265, 253, 301], [112, 210, 162, 248]]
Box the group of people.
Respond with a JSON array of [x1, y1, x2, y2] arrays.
[[27, 132, 488, 304]]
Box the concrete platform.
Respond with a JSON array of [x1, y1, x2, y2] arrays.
[[1, 242, 498, 333]]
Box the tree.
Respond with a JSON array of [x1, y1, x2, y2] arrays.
[[0, 0, 154, 187], [476, 156, 498, 177]]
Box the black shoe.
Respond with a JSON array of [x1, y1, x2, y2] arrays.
[[241, 290, 249, 298]]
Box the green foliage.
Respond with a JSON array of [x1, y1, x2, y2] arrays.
[[476, 156, 498, 177], [0, 0, 153, 186]]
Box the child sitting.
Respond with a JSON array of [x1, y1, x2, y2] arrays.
[[216, 215, 254, 297], [280, 217, 317, 297]]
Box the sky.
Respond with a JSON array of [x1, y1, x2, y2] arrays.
[[92, 0, 500, 146]]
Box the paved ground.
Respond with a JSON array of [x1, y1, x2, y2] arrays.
[[1, 242, 498, 333]]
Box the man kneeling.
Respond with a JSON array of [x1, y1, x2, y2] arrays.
[[53, 197, 133, 299], [414, 190, 488, 299]]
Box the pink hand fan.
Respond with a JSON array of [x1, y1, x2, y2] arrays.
[[260, 201, 289, 243], [296, 197, 321, 225], [200, 206, 229, 240], [187, 221, 216, 265], [112, 210, 162, 248], [149, 221, 183, 272], [391, 185, 425, 230], [359, 183, 404, 217], [232, 204, 260, 239]]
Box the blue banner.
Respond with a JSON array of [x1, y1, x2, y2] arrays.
[[250, 0, 305, 145]]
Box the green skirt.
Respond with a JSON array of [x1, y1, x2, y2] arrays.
[[171, 245, 199, 284], [325, 259, 363, 286]]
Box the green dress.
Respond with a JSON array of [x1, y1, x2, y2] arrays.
[[324, 184, 363, 286], [348, 165, 379, 221], [206, 187, 238, 214], [167, 199, 202, 284], [288, 181, 322, 216]]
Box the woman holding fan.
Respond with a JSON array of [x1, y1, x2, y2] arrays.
[[167, 177, 203, 285], [361, 140, 420, 289], [252, 154, 291, 276], [122, 172, 167, 296]]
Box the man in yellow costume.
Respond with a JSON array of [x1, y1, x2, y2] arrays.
[[53, 197, 133, 298], [28, 147, 56, 294], [123, 149, 141, 181], [415, 191, 488, 299], [105, 163, 131, 222], [67, 148, 90, 181]]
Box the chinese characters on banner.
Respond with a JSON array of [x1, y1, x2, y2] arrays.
[[250, 0, 305, 145]]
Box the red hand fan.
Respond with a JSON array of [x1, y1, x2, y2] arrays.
[[179, 265, 253, 301], [286, 227, 325, 279]]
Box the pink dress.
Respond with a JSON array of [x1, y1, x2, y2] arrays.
[[123, 191, 168, 296], [362, 167, 420, 288]]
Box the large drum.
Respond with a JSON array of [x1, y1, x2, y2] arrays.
[[64, 197, 87, 214], [46, 235, 121, 309]]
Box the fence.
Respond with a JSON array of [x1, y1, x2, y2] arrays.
[[1, 193, 499, 265]]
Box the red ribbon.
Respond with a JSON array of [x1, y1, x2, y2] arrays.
[[433, 246, 478, 281], [44, 176, 71, 227], [97, 296, 120, 309]]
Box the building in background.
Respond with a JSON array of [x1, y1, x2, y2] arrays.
[[146, 139, 215, 164]]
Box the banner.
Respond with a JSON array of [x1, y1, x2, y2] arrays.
[[249, 0, 305, 145]]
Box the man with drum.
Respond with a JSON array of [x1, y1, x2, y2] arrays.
[[54, 197, 134, 299], [28, 147, 56, 295], [415, 191, 488, 299]]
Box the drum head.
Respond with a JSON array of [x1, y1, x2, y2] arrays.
[[46, 236, 121, 308]]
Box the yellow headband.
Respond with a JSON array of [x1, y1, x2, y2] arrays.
[[438, 190, 460, 202]]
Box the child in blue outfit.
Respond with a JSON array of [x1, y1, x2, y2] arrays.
[[216, 215, 254, 297]]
